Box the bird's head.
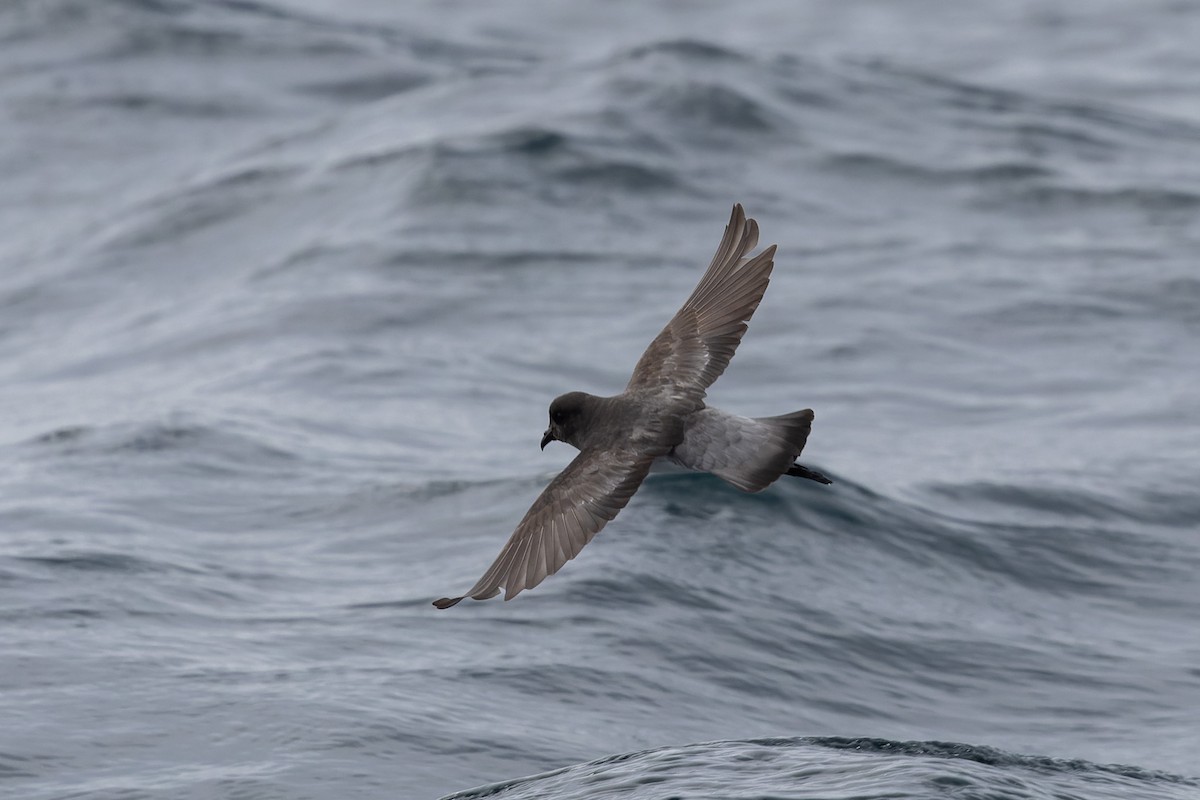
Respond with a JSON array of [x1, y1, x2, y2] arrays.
[[541, 391, 592, 451]]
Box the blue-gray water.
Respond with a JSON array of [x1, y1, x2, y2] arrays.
[[3, 2, 1199, 798]]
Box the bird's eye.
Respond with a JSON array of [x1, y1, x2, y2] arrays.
[[551, 411, 562, 423]]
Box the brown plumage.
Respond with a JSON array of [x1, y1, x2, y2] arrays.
[[433, 205, 828, 609]]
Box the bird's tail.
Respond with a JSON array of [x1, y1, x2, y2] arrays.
[[710, 408, 815, 493]]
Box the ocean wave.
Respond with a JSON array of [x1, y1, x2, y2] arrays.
[[821, 152, 1055, 184], [21, 417, 302, 476], [443, 736, 1198, 800], [5, 4, 1200, 797], [1001, 183, 1200, 212], [423, 467, 1187, 616], [9, 550, 181, 575], [621, 39, 749, 64]]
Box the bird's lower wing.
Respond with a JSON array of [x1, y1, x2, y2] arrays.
[[433, 449, 655, 608]]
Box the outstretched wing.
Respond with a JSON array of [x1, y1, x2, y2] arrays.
[[433, 449, 654, 608], [625, 203, 776, 408]]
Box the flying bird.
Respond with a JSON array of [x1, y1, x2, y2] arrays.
[[434, 204, 830, 609]]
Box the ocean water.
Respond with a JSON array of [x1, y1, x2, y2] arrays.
[[2, 1, 1200, 798]]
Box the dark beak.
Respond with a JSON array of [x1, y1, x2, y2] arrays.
[[540, 429, 554, 450]]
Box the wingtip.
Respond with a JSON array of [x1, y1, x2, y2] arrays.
[[432, 596, 464, 609]]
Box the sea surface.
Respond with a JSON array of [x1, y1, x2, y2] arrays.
[[2, 2, 1199, 798]]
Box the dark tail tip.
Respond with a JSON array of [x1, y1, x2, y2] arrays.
[[433, 596, 464, 609], [786, 464, 832, 485]]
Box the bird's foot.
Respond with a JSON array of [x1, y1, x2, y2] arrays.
[[786, 464, 832, 485]]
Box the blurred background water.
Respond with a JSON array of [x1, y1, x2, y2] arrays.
[[2, 2, 1199, 798]]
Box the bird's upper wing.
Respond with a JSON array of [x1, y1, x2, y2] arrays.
[[625, 203, 777, 408], [433, 448, 654, 608]]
